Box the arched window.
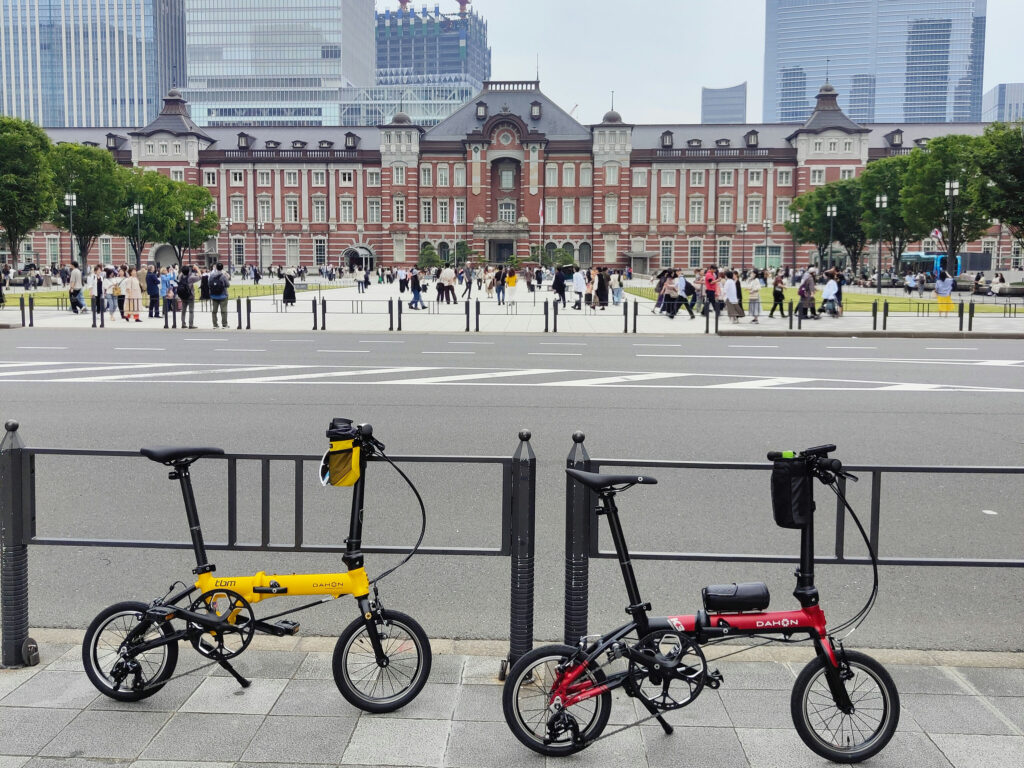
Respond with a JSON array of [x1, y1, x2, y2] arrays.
[[562, 243, 575, 260], [439, 242, 451, 262], [578, 242, 593, 267], [545, 241, 557, 259]]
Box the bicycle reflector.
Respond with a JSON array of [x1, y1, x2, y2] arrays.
[[770, 453, 814, 529], [320, 418, 361, 487]]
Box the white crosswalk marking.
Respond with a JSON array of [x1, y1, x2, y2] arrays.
[[207, 366, 438, 383], [60, 365, 308, 383], [712, 377, 816, 389], [0, 363, 170, 378], [377, 368, 563, 385], [545, 372, 686, 387]]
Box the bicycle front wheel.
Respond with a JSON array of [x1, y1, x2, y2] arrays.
[[82, 601, 178, 701], [332, 609, 431, 713], [791, 649, 899, 763], [502, 644, 611, 756]]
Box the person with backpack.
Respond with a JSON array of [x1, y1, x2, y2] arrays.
[[177, 265, 199, 329], [209, 263, 231, 328]]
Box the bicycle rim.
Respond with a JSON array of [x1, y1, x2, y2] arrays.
[[340, 619, 424, 705]]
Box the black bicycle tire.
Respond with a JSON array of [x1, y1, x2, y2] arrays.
[[82, 601, 178, 702], [331, 609, 431, 713]]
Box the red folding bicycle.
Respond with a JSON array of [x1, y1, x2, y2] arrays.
[[502, 444, 899, 763]]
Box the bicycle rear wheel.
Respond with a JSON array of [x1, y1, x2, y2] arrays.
[[502, 644, 611, 756], [332, 609, 431, 713], [82, 601, 178, 701], [791, 650, 899, 763]]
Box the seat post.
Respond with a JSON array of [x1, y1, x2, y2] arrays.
[[793, 516, 818, 607], [174, 463, 214, 575], [600, 493, 649, 632]]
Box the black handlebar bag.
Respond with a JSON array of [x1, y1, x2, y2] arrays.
[[771, 459, 814, 528]]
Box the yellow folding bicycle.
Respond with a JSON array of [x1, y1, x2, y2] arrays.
[[81, 418, 431, 713]]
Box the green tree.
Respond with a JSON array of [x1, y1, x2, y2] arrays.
[[455, 240, 472, 267], [50, 144, 123, 269], [832, 178, 869, 272], [112, 167, 178, 266], [858, 154, 927, 273], [974, 122, 1024, 246], [0, 117, 54, 264], [788, 187, 835, 266], [902, 134, 990, 263], [417, 242, 441, 270], [163, 181, 219, 266]]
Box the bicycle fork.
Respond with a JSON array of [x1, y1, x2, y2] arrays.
[[818, 640, 855, 713]]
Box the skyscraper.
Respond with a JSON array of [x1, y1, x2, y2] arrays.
[[182, 0, 375, 127], [763, 0, 987, 123], [982, 83, 1024, 122], [701, 83, 747, 124], [0, 0, 185, 127]]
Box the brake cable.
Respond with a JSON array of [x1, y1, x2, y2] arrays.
[[366, 445, 427, 586], [825, 479, 879, 639]]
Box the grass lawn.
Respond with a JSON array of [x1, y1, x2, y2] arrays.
[[623, 285, 1010, 314]]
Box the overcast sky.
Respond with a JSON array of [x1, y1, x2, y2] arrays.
[[445, 0, 1023, 125]]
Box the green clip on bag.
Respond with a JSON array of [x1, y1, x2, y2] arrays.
[[770, 455, 814, 529], [320, 418, 361, 487]]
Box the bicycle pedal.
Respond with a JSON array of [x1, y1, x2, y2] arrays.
[[274, 619, 300, 636], [706, 668, 724, 689]]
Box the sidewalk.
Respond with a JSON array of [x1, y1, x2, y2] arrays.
[[1, 628, 1022, 767], [5, 278, 1024, 337]]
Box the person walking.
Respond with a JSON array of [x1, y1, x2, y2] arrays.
[[744, 271, 762, 324], [68, 261, 84, 314], [122, 267, 143, 322], [282, 267, 297, 306], [821, 270, 840, 317], [178, 265, 198, 328], [934, 270, 955, 316], [702, 265, 719, 317], [595, 267, 609, 309], [355, 266, 365, 293], [505, 267, 517, 302], [495, 267, 507, 305], [209, 262, 231, 328], [88, 265, 105, 319], [145, 265, 160, 317], [462, 264, 474, 299], [551, 267, 567, 307], [723, 270, 744, 323], [798, 267, 819, 320], [768, 274, 786, 318], [440, 263, 456, 304], [409, 268, 425, 309], [571, 266, 585, 310]]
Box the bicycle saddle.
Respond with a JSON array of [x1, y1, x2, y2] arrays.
[[566, 467, 657, 492], [140, 446, 225, 465]]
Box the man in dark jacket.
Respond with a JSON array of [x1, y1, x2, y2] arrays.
[[551, 268, 567, 307], [146, 265, 161, 317]]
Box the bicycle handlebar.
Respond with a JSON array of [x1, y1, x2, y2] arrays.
[[767, 445, 854, 481]]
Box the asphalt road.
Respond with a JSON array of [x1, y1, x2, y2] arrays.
[[1, 327, 1022, 652]]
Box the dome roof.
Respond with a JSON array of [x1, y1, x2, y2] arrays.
[[167, 88, 183, 99], [391, 111, 412, 125], [602, 109, 622, 124], [819, 82, 836, 95]]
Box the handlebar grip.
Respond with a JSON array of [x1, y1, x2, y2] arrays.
[[825, 458, 843, 473], [357, 423, 373, 438], [767, 451, 783, 461]]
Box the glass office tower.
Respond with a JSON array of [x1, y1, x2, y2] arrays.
[[764, 0, 987, 123], [701, 83, 748, 124], [183, 0, 375, 127], [0, 0, 183, 127]]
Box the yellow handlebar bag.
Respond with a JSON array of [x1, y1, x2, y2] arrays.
[[320, 439, 361, 487]]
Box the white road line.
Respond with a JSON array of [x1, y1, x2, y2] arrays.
[[0, 362, 73, 369], [728, 345, 779, 348], [529, 352, 583, 356], [184, 338, 220, 341], [270, 339, 314, 342], [539, 342, 587, 346], [712, 377, 816, 389], [447, 341, 494, 345], [378, 369, 562, 385], [926, 347, 977, 350], [208, 366, 437, 384], [633, 343, 681, 347], [877, 383, 943, 391], [16, 346, 67, 350], [422, 351, 475, 355], [115, 347, 165, 351], [359, 340, 404, 343], [546, 372, 685, 387], [0, 363, 172, 378], [634, 353, 1020, 368], [214, 349, 266, 352], [316, 349, 371, 353], [975, 360, 1023, 366], [826, 346, 877, 349], [59, 365, 303, 383]]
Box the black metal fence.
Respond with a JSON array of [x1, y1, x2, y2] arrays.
[[0, 421, 536, 673], [562, 433, 1024, 645]]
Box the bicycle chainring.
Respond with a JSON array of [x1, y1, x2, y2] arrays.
[[628, 629, 708, 711], [187, 589, 255, 660]]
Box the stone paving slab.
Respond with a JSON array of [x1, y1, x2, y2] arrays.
[[1, 639, 1022, 767]]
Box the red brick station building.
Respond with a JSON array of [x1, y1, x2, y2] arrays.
[[24, 80, 1022, 274]]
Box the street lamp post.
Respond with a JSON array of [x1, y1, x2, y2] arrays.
[[64, 193, 77, 268], [826, 204, 837, 271], [254, 220, 264, 272], [763, 219, 772, 274], [944, 180, 959, 273], [789, 211, 800, 277], [874, 194, 887, 294], [222, 217, 232, 268], [737, 222, 747, 274], [184, 210, 194, 267], [130, 203, 144, 268]]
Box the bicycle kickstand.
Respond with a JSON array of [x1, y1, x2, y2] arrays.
[[636, 697, 674, 735], [216, 657, 252, 688]]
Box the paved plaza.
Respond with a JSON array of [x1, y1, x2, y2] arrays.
[[0, 629, 1022, 768], [3, 277, 1023, 337]]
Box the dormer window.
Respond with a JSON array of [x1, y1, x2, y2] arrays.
[[716, 138, 731, 147], [885, 129, 904, 147], [292, 140, 307, 149], [745, 130, 759, 147], [237, 133, 250, 150], [344, 132, 359, 149], [530, 100, 542, 120], [914, 137, 929, 147], [105, 133, 119, 150], [476, 101, 488, 120], [265, 140, 280, 149], [318, 139, 334, 149], [661, 131, 674, 148], [687, 138, 702, 148]]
